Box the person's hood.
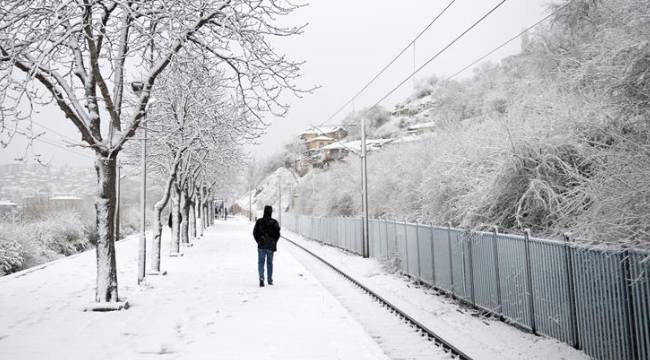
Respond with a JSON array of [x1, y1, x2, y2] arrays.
[[263, 205, 273, 219]]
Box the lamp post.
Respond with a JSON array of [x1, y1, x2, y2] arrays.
[[114, 160, 121, 243], [131, 81, 147, 285]]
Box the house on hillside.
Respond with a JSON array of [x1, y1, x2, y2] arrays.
[[300, 126, 348, 142], [320, 142, 349, 162], [305, 135, 336, 152], [318, 138, 393, 163], [294, 126, 349, 173]]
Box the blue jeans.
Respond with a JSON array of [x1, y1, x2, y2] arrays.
[[258, 249, 274, 282]]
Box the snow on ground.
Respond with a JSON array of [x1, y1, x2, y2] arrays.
[[284, 230, 591, 360], [0, 219, 389, 360], [287, 244, 452, 360]]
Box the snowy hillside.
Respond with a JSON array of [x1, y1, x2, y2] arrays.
[[234, 167, 298, 217]]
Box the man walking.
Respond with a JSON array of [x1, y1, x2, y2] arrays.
[[253, 205, 280, 287]]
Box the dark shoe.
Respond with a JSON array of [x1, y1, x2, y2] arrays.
[[259, 279, 264, 287], [268, 280, 273, 285]]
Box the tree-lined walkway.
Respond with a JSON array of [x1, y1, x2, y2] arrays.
[[0, 219, 387, 360]]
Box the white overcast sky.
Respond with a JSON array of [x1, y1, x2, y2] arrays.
[[0, 0, 554, 168]]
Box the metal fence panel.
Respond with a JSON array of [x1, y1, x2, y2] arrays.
[[573, 248, 632, 360], [406, 224, 420, 279], [529, 238, 574, 344], [387, 221, 398, 259], [432, 227, 452, 290], [353, 218, 362, 255], [394, 222, 408, 273], [418, 225, 434, 285], [630, 250, 650, 360], [496, 233, 532, 329], [449, 229, 469, 301], [470, 232, 499, 311]]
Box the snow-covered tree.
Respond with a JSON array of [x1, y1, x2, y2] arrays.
[[0, 1, 307, 305]]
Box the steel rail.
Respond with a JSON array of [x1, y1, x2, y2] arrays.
[[283, 236, 474, 360]]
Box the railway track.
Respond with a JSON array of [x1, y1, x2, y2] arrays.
[[283, 236, 474, 360]]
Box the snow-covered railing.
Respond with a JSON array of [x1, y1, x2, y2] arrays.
[[281, 213, 650, 360]]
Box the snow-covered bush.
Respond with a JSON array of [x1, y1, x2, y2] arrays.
[[0, 210, 95, 275], [0, 237, 23, 275]]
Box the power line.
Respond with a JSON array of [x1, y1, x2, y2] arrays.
[[30, 121, 79, 144], [445, 0, 573, 81], [315, 0, 458, 129], [308, 0, 508, 152], [368, 0, 507, 109], [14, 126, 94, 160]]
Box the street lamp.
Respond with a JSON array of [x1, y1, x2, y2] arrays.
[[131, 80, 147, 284]]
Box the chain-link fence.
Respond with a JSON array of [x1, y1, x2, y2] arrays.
[[281, 213, 650, 360]]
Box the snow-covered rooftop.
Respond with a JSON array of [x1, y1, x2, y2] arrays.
[[0, 200, 17, 206], [301, 126, 344, 135], [320, 138, 393, 153], [306, 135, 334, 142]]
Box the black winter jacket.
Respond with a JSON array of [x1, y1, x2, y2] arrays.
[[253, 206, 280, 251]]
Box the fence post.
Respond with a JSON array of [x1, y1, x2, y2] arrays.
[[524, 229, 537, 334], [393, 218, 398, 259], [492, 226, 503, 313], [622, 248, 639, 360], [403, 220, 410, 276], [563, 232, 580, 349], [467, 230, 476, 305], [416, 222, 422, 282], [430, 223, 436, 286], [448, 222, 455, 296], [384, 218, 389, 259]]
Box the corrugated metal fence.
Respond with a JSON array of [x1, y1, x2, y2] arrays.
[[281, 213, 650, 360]]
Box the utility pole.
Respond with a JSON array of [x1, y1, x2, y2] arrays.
[[360, 116, 369, 258], [130, 80, 147, 284], [139, 122, 147, 284]]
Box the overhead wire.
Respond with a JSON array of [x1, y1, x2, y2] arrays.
[[308, 0, 508, 154], [367, 0, 507, 109], [444, 0, 574, 81], [312, 0, 458, 130], [13, 125, 94, 160]]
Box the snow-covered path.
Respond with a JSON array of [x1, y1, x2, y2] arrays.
[[0, 218, 389, 360]]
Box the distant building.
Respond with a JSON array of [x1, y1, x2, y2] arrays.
[[295, 126, 349, 173], [305, 135, 335, 152], [319, 142, 349, 162], [318, 138, 393, 163], [300, 126, 348, 142]]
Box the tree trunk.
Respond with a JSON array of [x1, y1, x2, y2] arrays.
[[190, 194, 197, 239], [151, 174, 175, 272], [171, 184, 181, 254], [94, 156, 119, 303], [201, 187, 208, 230], [197, 191, 204, 237], [180, 189, 190, 244]]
